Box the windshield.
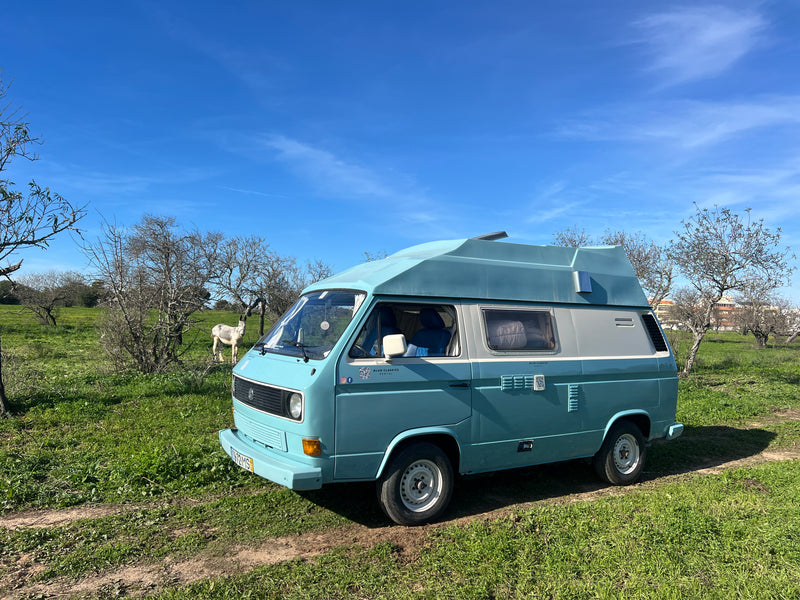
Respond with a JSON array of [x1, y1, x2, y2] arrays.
[[255, 290, 366, 361]]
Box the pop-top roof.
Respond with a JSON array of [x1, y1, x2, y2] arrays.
[[305, 237, 649, 308]]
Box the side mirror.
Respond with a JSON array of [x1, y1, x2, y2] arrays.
[[383, 334, 408, 358]]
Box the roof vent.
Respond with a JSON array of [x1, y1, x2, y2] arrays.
[[473, 231, 509, 241], [573, 270, 592, 294]]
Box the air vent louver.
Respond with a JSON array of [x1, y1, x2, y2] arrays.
[[642, 313, 669, 352]]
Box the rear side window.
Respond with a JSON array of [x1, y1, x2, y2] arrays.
[[483, 309, 556, 351]]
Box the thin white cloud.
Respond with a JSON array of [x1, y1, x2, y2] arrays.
[[217, 185, 287, 199], [42, 165, 214, 198], [694, 162, 800, 219], [522, 181, 580, 224], [633, 5, 766, 86], [557, 96, 800, 149], [259, 134, 464, 240], [263, 135, 396, 200]]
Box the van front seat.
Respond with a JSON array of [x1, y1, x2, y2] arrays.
[[410, 308, 451, 356]]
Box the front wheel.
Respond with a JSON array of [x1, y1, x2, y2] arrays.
[[377, 442, 454, 526], [593, 421, 647, 485]]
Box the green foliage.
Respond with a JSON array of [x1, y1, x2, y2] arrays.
[[0, 280, 19, 304]]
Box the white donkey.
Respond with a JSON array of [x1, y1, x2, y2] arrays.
[[212, 316, 246, 364]]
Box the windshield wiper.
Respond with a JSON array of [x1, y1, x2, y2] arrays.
[[282, 340, 311, 363]]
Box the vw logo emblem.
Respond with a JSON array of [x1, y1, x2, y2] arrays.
[[248, 388, 255, 403]]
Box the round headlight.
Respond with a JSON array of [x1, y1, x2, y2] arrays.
[[288, 393, 303, 420]]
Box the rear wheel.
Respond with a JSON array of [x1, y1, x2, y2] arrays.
[[377, 442, 453, 526], [593, 421, 647, 485]]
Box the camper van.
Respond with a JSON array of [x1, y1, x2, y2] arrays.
[[219, 235, 683, 525]]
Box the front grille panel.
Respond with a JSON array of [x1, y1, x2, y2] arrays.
[[234, 409, 287, 451], [233, 375, 285, 417]]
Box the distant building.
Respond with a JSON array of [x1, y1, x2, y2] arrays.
[[654, 298, 675, 327], [653, 296, 739, 331], [713, 296, 737, 331]]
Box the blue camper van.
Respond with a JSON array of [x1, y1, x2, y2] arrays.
[[219, 235, 683, 525]]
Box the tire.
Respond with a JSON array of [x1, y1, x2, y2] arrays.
[[593, 421, 647, 485], [377, 442, 454, 526]]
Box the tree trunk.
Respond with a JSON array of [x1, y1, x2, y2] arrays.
[[681, 330, 706, 376], [681, 299, 717, 377], [788, 330, 799, 344], [0, 333, 10, 418], [259, 301, 266, 337]]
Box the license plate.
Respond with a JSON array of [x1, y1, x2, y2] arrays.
[[230, 447, 254, 473]]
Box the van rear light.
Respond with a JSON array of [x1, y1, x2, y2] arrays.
[[302, 438, 322, 456]]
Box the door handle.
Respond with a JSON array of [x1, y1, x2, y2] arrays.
[[450, 382, 471, 388]]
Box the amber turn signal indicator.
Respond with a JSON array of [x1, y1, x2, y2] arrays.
[[302, 438, 322, 456]]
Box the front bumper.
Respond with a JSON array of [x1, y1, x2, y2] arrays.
[[219, 428, 323, 490]]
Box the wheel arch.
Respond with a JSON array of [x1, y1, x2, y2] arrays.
[[602, 411, 651, 442], [376, 428, 462, 479]]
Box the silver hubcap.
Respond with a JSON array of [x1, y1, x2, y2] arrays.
[[612, 433, 640, 475], [399, 459, 443, 512]]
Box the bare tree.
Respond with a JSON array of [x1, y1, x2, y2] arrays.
[[669, 204, 794, 376], [255, 250, 302, 326], [204, 233, 334, 337], [667, 287, 716, 369], [1, 80, 85, 281], [786, 308, 800, 344], [204, 233, 266, 312], [600, 230, 675, 309], [552, 226, 593, 247], [733, 287, 788, 348], [0, 75, 86, 417], [553, 227, 674, 310], [304, 258, 334, 286], [84, 215, 215, 373], [242, 254, 333, 336], [15, 270, 83, 326]]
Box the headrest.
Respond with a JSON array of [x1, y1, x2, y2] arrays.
[[377, 307, 397, 327], [419, 308, 445, 329]]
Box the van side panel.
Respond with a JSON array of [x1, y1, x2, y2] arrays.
[[572, 307, 666, 448], [332, 366, 472, 479], [460, 304, 675, 474], [333, 302, 472, 480], [467, 359, 586, 471], [460, 304, 584, 473]]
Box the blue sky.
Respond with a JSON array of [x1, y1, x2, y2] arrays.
[[3, 2, 800, 299]]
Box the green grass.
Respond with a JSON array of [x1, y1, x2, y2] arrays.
[[1, 308, 799, 599], [156, 461, 800, 600], [0, 306, 268, 511], [673, 331, 800, 427]]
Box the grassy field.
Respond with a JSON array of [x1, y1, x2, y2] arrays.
[[1, 305, 799, 599]]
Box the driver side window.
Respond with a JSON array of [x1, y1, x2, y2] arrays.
[[349, 303, 459, 358]]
